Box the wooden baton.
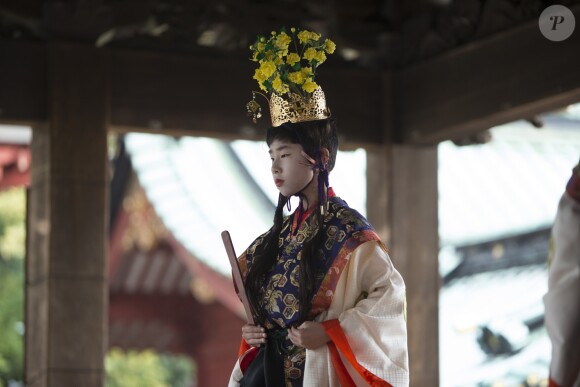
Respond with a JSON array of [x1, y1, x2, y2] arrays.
[[221, 230, 255, 325]]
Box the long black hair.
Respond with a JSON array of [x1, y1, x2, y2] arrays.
[[245, 117, 339, 326]]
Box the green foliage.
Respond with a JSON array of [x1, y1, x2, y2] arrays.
[[105, 349, 195, 387], [0, 261, 24, 384], [0, 188, 26, 385], [159, 353, 196, 387], [0, 188, 26, 260], [106, 348, 169, 387]]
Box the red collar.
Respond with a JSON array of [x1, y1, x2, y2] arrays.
[[292, 187, 336, 230], [566, 168, 580, 203]]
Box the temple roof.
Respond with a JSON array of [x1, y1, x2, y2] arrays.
[[439, 114, 580, 246], [0, 125, 31, 191], [440, 263, 550, 386]]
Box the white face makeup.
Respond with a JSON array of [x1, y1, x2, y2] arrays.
[[269, 139, 315, 198]]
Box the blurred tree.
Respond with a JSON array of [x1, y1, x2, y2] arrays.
[[0, 188, 26, 386], [159, 353, 196, 387], [106, 348, 194, 387], [106, 348, 168, 387]]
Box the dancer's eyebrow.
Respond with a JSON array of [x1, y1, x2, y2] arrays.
[[268, 145, 290, 154]]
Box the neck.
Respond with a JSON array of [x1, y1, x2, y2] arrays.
[[300, 175, 319, 210]]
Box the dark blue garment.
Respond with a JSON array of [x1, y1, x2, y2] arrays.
[[243, 196, 377, 386]]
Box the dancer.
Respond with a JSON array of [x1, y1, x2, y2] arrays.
[[544, 161, 580, 387], [229, 28, 409, 387]]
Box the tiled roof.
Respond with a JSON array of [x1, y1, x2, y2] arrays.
[[440, 264, 550, 386], [125, 134, 275, 276], [439, 116, 580, 246]]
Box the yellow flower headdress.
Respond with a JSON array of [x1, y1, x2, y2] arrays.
[[246, 27, 336, 127]]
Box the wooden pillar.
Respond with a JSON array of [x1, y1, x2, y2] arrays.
[[366, 70, 439, 385], [365, 145, 391, 243], [367, 72, 439, 387], [26, 43, 109, 386], [392, 145, 439, 386], [367, 144, 439, 386]]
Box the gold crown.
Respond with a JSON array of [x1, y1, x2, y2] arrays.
[[246, 87, 331, 127], [269, 86, 330, 127], [246, 27, 335, 127]]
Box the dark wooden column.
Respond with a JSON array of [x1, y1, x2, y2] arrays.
[[367, 144, 439, 386], [26, 43, 109, 386], [391, 145, 439, 386], [366, 70, 439, 385]]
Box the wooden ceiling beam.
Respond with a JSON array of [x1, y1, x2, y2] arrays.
[[3, 2, 579, 147], [394, 4, 580, 144], [0, 40, 46, 125], [0, 40, 384, 145], [0, 1, 44, 19], [109, 47, 384, 144]]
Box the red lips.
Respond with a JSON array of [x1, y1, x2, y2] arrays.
[[275, 179, 284, 187]]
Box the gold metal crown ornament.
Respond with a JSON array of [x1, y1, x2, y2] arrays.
[[270, 86, 330, 126], [247, 87, 331, 127], [246, 27, 335, 127]]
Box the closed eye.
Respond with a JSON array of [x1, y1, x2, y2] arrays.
[[281, 154, 291, 158]]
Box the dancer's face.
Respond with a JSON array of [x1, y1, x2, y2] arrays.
[[269, 139, 314, 197]]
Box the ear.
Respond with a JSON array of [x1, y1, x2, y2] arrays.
[[320, 148, 330, 166]]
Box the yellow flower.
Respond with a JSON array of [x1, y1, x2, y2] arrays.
[[288, 71, 305, 84], [324, 39, 336, 54], [275, 32, 292, 50], [297, 30, 310, 44], [272, 75, 288, 94], [298, 30, 321, 43], [253, 69, 268, 83], [303, 47, 317, 61], [302, 79, 318, 93], [265, 50, 275, 61], [315, 50, 326, 63], [249, 28, 334, 97], [259, 61, 276, 78], [286, 52, 300, 66]]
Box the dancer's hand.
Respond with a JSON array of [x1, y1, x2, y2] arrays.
[[242, 324, 266, 347], [288, 321, 330, 350]]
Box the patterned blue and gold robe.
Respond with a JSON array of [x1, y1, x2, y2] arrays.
[[230, 192, 409, 387]]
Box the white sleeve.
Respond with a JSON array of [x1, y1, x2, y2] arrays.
[[309, 240, 409, 387], [543, 193, 580, 387]]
